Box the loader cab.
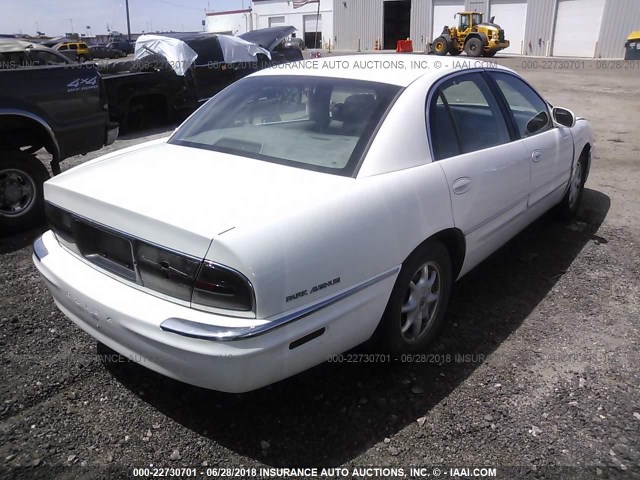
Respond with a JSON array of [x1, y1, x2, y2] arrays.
[[456, 13, 471, 34], [454, 12, 482, 36]]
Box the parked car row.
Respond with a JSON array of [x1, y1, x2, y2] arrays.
[[52, 41, 128, 61]]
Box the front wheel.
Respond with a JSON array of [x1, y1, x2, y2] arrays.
[[431, 37, 449, 56], [0, 151, 50, 234], [377, 241, 452, 354], [556, 155, 586, 220], [464, 38, 484, 57]]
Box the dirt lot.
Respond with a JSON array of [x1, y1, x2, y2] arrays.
[[1, 56, 639, 480]]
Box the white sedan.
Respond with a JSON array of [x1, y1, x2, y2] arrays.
[[33, 55, 593, 393]]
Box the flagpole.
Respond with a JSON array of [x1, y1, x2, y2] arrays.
[[314, 0, 320, 49]]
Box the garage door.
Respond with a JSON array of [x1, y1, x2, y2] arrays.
[[268, 16, 286, 28], [432, 0, 464, 40], [490, 0, 527, 55], [553, 0, 605, 57]]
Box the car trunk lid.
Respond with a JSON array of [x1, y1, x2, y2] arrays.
[[44, 141, 351, 258]]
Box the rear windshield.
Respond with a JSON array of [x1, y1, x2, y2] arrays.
[[169, 76, 401, 176]]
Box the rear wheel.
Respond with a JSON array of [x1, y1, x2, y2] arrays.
[[464, 38, 484, 57], [432, 37, 449, 56], [0, 151, 49, 233], [377, 241, 452, 353]]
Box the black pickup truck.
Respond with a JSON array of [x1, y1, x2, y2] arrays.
[[0, 40, 118, 232], [98, 27, 303, 131]]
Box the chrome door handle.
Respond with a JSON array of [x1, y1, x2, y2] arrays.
[[452, 177, 472, 195], [532, 150, 543, 162]]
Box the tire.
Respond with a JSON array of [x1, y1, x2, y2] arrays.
[[464, 37, 484, 57], [377, 241, 453, 354], [431, 36, 449, 56], [483, 50, 497, 57], [0, 151, 50, 233], [449, 46, 462, 56], [556, 154, 586, 220]]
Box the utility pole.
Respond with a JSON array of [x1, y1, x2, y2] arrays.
[[69, 18, 74, 34], [125, 0, 132, 40]]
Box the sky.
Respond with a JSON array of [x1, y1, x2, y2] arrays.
[[1, 0, 249, 37]]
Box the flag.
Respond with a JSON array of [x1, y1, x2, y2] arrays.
[[293, 0, 319, 9]]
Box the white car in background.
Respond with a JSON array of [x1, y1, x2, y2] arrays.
[[33, 55, 593, 393]]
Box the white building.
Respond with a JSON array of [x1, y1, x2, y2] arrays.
[[206, 8, 254, 35], [252, 0, 334, 49]]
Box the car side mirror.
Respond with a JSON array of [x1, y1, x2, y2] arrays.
[[552, 107, 576, 128], [526, 111, 550, 135]]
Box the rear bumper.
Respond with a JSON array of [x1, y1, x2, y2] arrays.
[[33, 231, 395, 393], [105, 122, 119, 146]]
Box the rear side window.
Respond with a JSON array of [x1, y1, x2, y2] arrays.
[[428, 72, 510, 160], [491, 72, 551, 138], [29, 51, 69, 65], [0, 52, 30, 68], [429, 94, 461, 160], [79, 44, 88, 49], [69, 44, 78, 50]]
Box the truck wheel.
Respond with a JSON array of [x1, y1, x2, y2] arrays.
[[0, 151, 49, 233], [464, 38, 484, 57], [431, 37, 449, 56], [449, 46, 461, 56], [483, 50, 497, 57]]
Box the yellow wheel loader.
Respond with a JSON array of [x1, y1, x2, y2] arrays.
[[431, 12, 509, 57]]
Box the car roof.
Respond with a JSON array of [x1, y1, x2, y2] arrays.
[[0, 38, 63, 53], [251, 54, 513, 87], [239, 26, 297, 51]]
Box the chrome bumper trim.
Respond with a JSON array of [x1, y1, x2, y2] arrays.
[[160, 266, 400, 342], [33, 235, 49, 261]]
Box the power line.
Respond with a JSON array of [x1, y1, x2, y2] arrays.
[[153, 0, 205, 11]]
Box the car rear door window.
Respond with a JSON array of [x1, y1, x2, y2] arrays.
[[491, 72, 552, 138], [429, 94, 461, 160], [29, 51, 68, 65], [428, 72, 510, 159]]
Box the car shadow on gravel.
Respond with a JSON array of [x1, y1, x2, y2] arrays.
[[0, 225, 48, 253], [103, 188, 610, 467]]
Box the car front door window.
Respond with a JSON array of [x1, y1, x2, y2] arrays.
[[492, 73, 552, 138]]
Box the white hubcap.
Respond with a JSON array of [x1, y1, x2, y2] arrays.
[[400, 261, 441, 341], [568, 160, 583, 209]]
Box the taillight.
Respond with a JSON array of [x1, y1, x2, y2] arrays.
[[46, 203, 255, 314], [135, 243, 201, 302], [192, 261, 255, 312]]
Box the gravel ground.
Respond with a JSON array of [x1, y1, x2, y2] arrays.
[[1, 56, 639, 480]]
